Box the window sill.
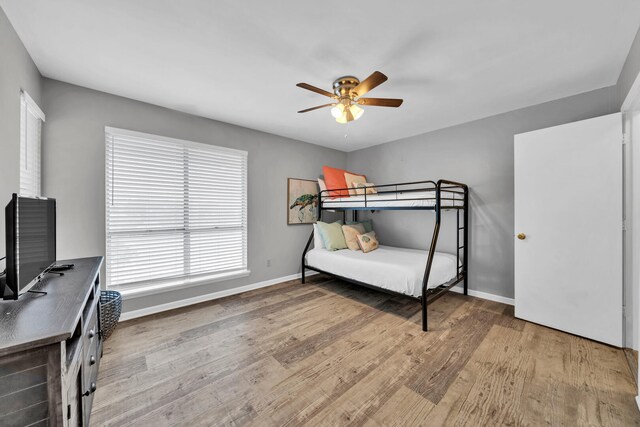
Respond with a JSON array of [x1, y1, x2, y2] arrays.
[[114, 269, 251, 299]]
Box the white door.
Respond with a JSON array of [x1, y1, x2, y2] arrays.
[[514, 113, 623, 347]]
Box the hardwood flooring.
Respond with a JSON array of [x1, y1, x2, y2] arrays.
[[624, 348, 638, 388], [91, 275, 640, 426]]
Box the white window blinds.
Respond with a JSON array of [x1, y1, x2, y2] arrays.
[[105, 127, 248, 291], [20, 91, 45, 197]]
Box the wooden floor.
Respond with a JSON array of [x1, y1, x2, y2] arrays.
[[91, 275, 640, 426]]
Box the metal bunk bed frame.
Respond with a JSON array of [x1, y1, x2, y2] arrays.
[[301, 179, 468, 331]]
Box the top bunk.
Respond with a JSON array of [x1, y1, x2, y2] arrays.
[[319, 179, 468, 211]]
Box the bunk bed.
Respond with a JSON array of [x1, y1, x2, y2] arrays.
[[301, 179, 468, 331]]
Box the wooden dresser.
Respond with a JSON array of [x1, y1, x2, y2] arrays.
[[0, 257, 104, 426]]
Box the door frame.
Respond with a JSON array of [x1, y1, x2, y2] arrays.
[[621, 68, 640, 409]]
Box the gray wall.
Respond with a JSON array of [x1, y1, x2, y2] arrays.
[[618, 25, 640, 106], [0, 7, 42, 271], [347, 86, 618, 299], [41, 78, 345, 313]]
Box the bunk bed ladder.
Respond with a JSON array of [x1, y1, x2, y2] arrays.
[[421, 183, 442, 332], [422, 180, 469, 332], [462, 188, 469, 296], [457, 210, 461, 279], [456, 207, 469, 295]]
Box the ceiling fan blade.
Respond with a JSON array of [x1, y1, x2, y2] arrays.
[[357, 98, 403, 107], [296, 83, 336, 98], [353, 71, 388, 97], [297, 103, 335, 113]]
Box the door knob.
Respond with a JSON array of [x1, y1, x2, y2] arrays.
[[517, 233, 526, 240]]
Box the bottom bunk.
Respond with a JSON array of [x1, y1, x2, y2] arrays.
[[305, 245, 459, 298]]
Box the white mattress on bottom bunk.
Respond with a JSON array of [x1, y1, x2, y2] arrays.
[[321, 190, 463, 208], [305, 245, 459, 297]]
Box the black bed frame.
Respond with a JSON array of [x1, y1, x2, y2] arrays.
[[301, 179, 469, 331]]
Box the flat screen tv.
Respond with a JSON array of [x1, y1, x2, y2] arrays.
[[4, 194, 56, 299]]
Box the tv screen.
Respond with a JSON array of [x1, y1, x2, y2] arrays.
[[5, 194, 56, 298]]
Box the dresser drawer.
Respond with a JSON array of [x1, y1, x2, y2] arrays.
[[82, 361, 99, 426], [82, 302, 99, 387], [81, 300, 101, 426], [84, 338, 99, 374], [83, 304, 98, 350]]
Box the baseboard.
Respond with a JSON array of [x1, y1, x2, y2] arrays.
[[119, 273, 511, 321], [451, 285, 514, 306], [119, 271, 317, 321]]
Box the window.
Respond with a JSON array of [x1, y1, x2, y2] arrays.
[[20, 90, 46, 196], [105, 127, 248, 293]]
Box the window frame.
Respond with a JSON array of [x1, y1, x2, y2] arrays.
[[19, 90, 46, 197], [104, 127, 250, 297]]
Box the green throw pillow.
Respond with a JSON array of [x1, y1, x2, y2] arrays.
[[346, 219, 373, 233], [316, 221, 348, 251]]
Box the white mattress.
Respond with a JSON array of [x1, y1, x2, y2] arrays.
[[321, 190, 463, 209], [305, 245, 459, 297]]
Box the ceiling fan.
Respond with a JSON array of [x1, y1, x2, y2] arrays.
[[296, 71, 403, 124]]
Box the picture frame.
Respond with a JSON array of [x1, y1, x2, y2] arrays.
[[287, 178, 319, 225]]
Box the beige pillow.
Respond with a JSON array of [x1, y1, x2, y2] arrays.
[[357, 231, 379, 253], [353, 182, 378, 196], [318, 178, 328, 199], [318, 178, 327, 192], [342, 223, 366, 250], [344, 172, 367, 196]]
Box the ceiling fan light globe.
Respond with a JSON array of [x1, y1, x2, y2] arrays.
[[350, 104, 364, 121], [336, 112, 348, 124], [331, 104, 344, 119]]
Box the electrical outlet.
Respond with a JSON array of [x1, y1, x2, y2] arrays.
[[266, 259, 272, 267]]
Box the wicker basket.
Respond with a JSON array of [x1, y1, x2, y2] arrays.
[[100, 290, 122, 340]]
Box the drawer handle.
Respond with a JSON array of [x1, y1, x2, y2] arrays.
[[88, 329, 95, 339], [89, 355, 96, 366], [83, 382, 97, 396]]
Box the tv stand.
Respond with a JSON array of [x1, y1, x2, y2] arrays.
[[0, 257, 104, 426]]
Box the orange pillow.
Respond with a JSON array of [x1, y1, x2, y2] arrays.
[[322, 166, 350, 198]]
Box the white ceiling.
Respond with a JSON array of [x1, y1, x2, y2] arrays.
[[3, 1, 640, 151]]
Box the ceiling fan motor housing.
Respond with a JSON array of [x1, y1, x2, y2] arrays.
[[333, 76, 360, 98]]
